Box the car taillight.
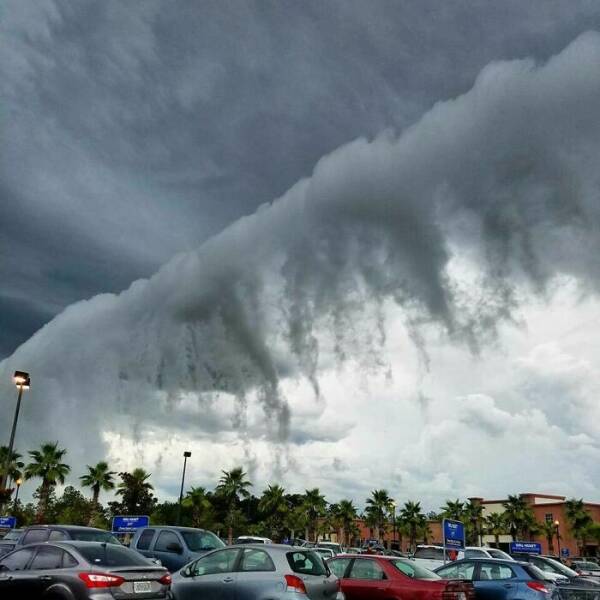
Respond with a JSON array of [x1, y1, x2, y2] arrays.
[[78, 572, 125, 588], [443, 581, 474, 600], [527, 581, 551, 594], [159, 573, 172, 585], [285, 574, 307, 594]]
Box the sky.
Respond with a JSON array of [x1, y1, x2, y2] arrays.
[[2, 1, 600, 511]]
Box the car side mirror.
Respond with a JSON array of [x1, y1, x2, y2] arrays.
[[167, 542, 183, 554]]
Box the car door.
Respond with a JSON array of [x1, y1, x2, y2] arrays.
[[235, 547, 280, 600], [0, 546, 39, 596], [342, 558, 390, 600], [153, 529, 186, 572], [174, 548, 240, 600], [28, 545, 73, 594], [134, 528, 157, 560], [475, 562, 517, 600]]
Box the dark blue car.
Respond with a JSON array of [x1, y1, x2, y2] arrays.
[[435, 558, 556, 600]]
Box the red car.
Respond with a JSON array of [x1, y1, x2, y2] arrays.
[[328, 554, 475, 600]]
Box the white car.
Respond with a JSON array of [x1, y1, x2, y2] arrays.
[[411, 545, 446, 570], [458, 547, 514, 561], [233, 535, 273, 544], [317, 542, 343, 555]]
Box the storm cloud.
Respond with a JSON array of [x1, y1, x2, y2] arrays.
[[2, 32, 600, 497]]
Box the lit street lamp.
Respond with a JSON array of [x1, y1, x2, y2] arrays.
[[1, 371, 30, 492], [13, 478, 22, 512], [555, 520, 561, 557], [177, 451, 192, 525]]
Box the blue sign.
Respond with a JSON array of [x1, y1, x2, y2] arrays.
[[443, 519, 465, 550], [0, 516, 17, 529], [510, 541, 542, 554], [112, 515, 149, 533], [561, 548, 570, 557]]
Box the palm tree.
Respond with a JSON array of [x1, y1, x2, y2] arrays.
[[540, 521, 556, 554], [502, 495, 529, 541], [0, 446, 24, 486], [216, 467, 252, 544], [465, 499, 484, 545], [285, 504, 309, 541], [183, 486, 213, 528], [365, 489, 393, 542], [116, 468, 156, 514], [485, 512, 506, 548], [400, 500, 426, 552], [335, 499, 359, 546], [565, 498, 593, 554], [303, 488, 327, 542], [258, 485, 288, 540], [24, 442, 70, 523], [80, 462, 116, 505], [440, 499, 465, 522]]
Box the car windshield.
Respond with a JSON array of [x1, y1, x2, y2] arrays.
[[577, 562, 600, 571], [76, 544, 152, 567], [544, 558, 578, 577], [488, 549, 512, 560], [182, 530, 225, 552], [392, 559, 441, 579], [69, 530, 121, 544]]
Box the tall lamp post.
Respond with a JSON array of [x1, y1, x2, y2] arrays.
[[12, 478, 22, 513], [176, 451, 192, 525], [554, 520, 561, 557], [391, 501, 397, 549], [1, 371, 30, 492]]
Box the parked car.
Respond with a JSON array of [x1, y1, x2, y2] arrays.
[[328, 553, 474, 600], [234, 536, 273, 545], [458, 547, 514, 561], [15, 524, 121, 547], [412, 544, 447, 570], [315, 547, 336, 561], [569, 560, 600, 580], [317, 542, 343, 555], [0, 540, 171, 598], [511, 554, 599, 585], [132, 526, 225, 572], [2, 529, 23, 541], [435, 558, 556, 600], [170, 544, 340, 600]]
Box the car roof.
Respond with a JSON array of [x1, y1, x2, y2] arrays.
[[137, 526, 209, 532], [443, 558, 529, 566], [24, 525, 108, 532]]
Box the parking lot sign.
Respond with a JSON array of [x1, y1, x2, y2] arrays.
[[111, 515, 149, 533], [443, 518, 465, 563], [0, 516, 17, 529], [561, 548, 570, 558], [510, 541, 542, 554]]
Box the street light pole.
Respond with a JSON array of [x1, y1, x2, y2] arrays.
[[1, 372, 30, 492], [176, 451, 191, 525], [392, 501, 397, 548], [12, 478, 22, 513], [555, 520, 561, 557]]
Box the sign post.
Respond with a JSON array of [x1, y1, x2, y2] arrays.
[[111, 515, 150, 534], [0, 516, 17, 530], [443, 518, 465, 564]]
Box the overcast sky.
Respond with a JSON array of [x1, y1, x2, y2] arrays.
[[3, 1, 600, 509]]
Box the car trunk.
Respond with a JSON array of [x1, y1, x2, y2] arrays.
[[103, 566, 169, 599], [301, 573, 340, 600]]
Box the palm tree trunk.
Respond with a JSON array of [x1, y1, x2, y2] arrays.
[[228, 526, 233, 545], [495, 533, 499, 547]]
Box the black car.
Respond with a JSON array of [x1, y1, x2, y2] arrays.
[[0, 541, 171, 598], [16, 525, 121, 547], [0, 542, 15, 557]]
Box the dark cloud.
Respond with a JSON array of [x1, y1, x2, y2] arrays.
[[3, 0, 600, 356]]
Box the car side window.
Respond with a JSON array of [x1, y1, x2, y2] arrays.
[[30, 546, 66, 570], [0, 547, 36, 571], [63, 552, 78, 568], [349, 559, 387, 580], [137, 529, 156, 551], [437, 564, 458, 578], [240, 548, 276, 572], [155, 531, 180, 553], [48, 530, 68, 541], [479, 563, 514, 580], [191, 549, 240, 576], [21, 529, 49, 545], [329, 558, 351, 578]]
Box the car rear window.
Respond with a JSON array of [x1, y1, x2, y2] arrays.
[[523, 565, 549, 580], [68, 530, 121, 544], [286, 551, 327, 576], [414, 547, 444, 560], [76, 544, 151, 567], [392, 559, 441, 579], [182, 530, 224, 552]]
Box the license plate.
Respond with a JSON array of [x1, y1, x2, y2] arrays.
[[133, 581, 153, 593]]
